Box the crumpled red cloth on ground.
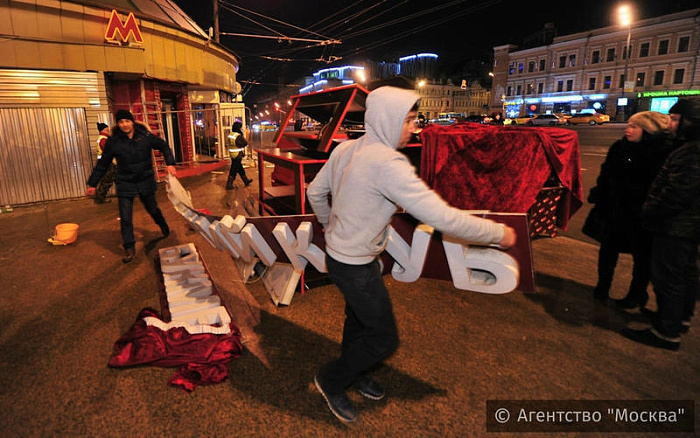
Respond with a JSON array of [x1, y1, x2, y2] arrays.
[[108, 308, 243, 392], [419, 123, 583, 230]]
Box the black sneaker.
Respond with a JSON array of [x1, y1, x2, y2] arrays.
[[353, 376, 385, 401], [621, 328, 680, 351], [314, 375, 357, 423], [122, 248, 135, 264]]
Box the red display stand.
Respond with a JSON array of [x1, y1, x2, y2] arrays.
[[419, 123, 584, 237]]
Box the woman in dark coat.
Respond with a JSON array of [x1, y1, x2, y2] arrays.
[[623, 100, 700, 350], [587, 111, 673, 309]]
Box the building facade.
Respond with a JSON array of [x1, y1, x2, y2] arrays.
[[415, 79, 490, 121], [1, 0, 243, 205], [291, 53, 490, 123], [491, 8, 700, 119]]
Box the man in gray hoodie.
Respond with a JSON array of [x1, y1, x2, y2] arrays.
[[307, 86, 517, 423]]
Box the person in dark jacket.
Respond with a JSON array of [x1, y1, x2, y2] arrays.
[[622, 100, 700, 350], [94, 122, 116, 204], [587, 111, 673, 308], [85, 109, 177, 263], [668, 98, 692, 146], [225, 121, 252, 189]]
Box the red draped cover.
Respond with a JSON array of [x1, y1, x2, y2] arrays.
[[108, 308, 243, 392], [419, 123, 583, 230]]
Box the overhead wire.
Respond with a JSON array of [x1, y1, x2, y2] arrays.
[[218, 0, 336, 42], [217, 0, 502, 96], [337, 0, 502, 56]]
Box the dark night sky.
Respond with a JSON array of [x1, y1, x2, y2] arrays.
[[172, 0, 696, 103]]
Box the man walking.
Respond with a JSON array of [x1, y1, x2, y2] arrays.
[[306, 86, 516, 423], [225, 121, 252, 189], [85, 109, 177, 263]]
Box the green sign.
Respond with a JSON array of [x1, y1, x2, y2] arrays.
[[637, 89, 700, 98]]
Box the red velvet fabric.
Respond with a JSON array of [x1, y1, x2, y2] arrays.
[[108, 308, 243, 392], [419, 123, 583, 230]]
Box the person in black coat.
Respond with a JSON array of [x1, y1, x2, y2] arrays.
[[622, 100, 700, 350], [586, 111, 673, 309], [85, 109, 177, 263]]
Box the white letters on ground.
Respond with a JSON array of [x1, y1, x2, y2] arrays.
[[166, 174, 520, 305]]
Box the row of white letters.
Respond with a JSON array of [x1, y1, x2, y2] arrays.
[[166, 175, 520, 294]]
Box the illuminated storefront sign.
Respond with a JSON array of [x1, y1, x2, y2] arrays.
[[104, 9, 144, 45], [399, 53, 439, 62], [541, 95, 583, 103], [637, 90, 700, 98], [650, 97, 678, 113]]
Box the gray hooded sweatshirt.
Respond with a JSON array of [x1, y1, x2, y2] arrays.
[[307, 86, 505, 265]]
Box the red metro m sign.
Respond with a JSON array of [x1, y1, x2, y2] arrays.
[[104, 9, 144, 45]]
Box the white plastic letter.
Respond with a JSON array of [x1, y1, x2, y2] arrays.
[[442, 237, 519, 294], [272, 221, 326, 272], [384, 224, 432, 282]]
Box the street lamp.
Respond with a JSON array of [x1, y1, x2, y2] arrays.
[[617, 4, 633, 122]]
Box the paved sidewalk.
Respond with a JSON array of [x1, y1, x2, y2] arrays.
[[0, 165, 697, 437]]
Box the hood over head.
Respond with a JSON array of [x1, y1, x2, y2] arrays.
[[364, 86, 420, 150]]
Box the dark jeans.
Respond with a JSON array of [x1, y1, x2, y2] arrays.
[[318, 255, 399, 395], [118, 192, 168, 250], [595, 238, 651, 303], [651, 234, 700, 338], [226, 158, 249, 187]]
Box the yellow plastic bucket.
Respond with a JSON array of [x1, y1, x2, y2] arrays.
[[54, 223, 79, 244]]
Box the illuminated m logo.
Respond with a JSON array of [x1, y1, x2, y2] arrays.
[[104, 9, 144, 45]]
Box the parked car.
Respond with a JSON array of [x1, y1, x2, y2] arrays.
[[506, 114, 535, 125], [555, 112, 572, 123], [464, 114, 488, 124], [526, 114, 566, 126], [566, 112, 611, 125]]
